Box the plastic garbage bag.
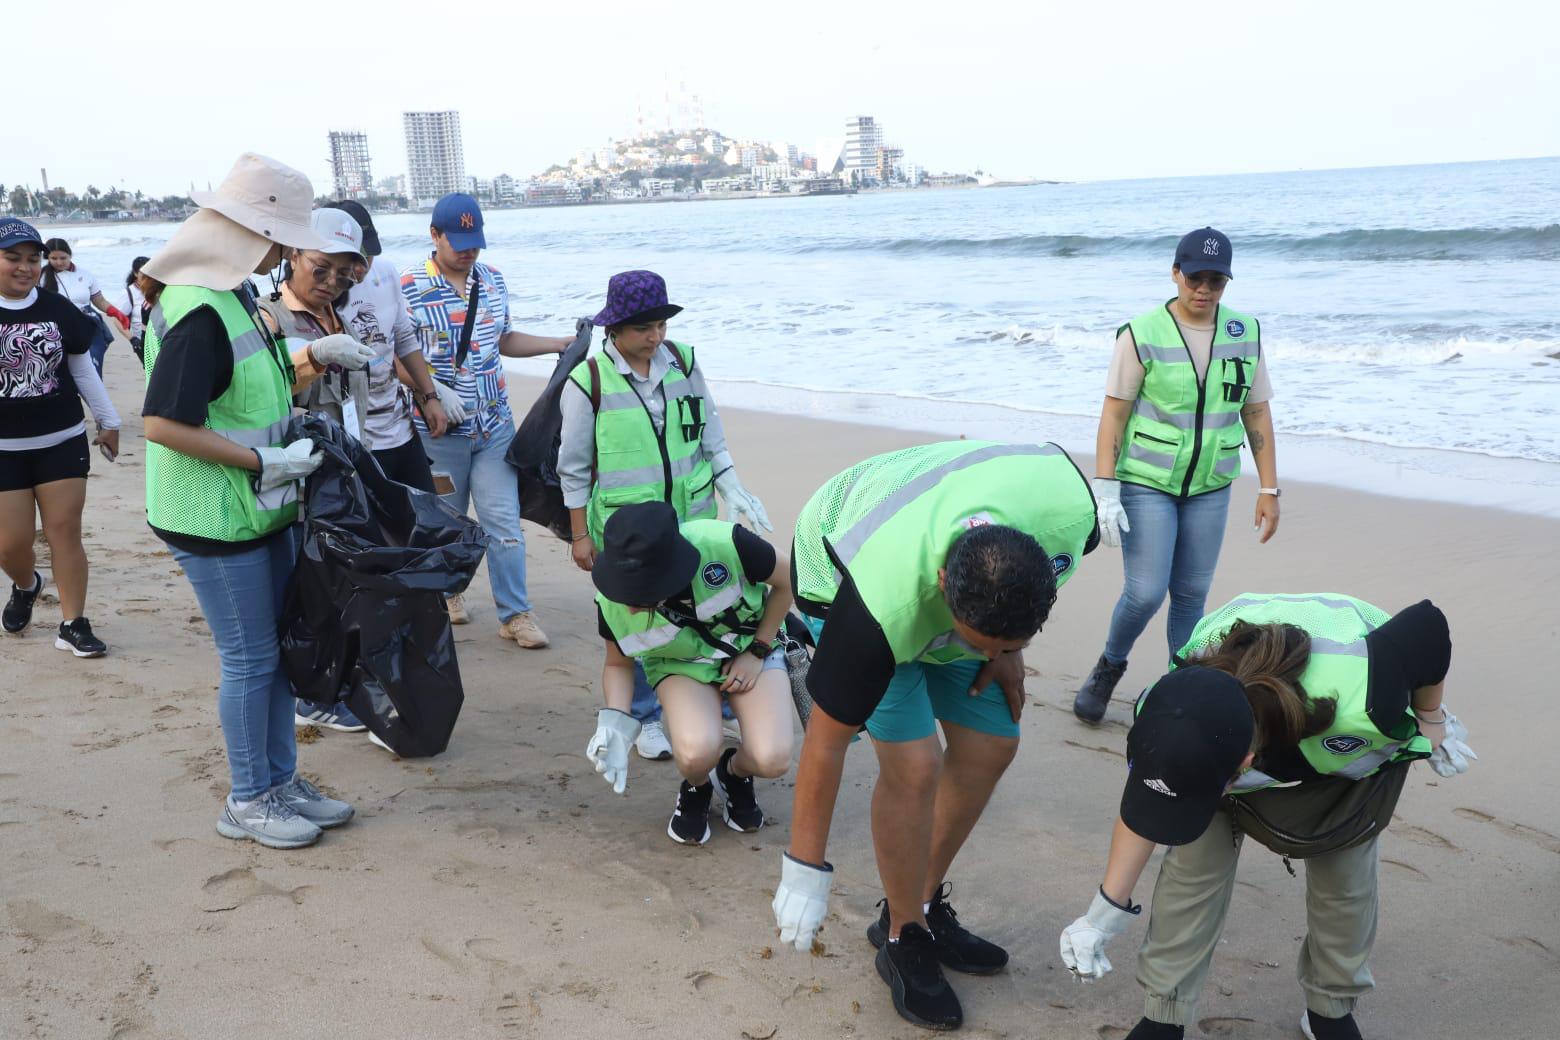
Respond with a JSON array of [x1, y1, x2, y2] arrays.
[[280, 413, 487, 757], [507, 317, 593, 541]]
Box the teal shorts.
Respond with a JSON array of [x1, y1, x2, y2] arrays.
[[803, 615, 1019, 743]]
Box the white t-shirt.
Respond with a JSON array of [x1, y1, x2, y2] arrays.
[[339, 257, 424, 450], [124, 281, 146, 337], [49, 266, 102, 315]]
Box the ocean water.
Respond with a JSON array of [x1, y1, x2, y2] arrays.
[[51, 157, 1560, 515]]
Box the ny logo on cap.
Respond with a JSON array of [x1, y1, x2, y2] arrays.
[[460, 213, 475, 229], [1203, 238, 1220, 256]]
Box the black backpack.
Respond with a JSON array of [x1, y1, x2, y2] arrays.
[[508, 318, 594, 540]]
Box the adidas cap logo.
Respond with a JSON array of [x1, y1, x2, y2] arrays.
[[1143, 778, 1177, 797]]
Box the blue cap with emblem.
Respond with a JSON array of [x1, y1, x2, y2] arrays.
[[0, 218, 45, 251], [431, 192, 486, 251], [1174, 226, 1233, 278]]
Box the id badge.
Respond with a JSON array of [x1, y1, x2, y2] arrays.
[[342, 397, 361, 436]]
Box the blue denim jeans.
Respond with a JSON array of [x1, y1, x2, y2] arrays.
[[629, 661, 662, 723], [87, 318, 111, 379], [419, 426, 531, 620], [1103, 483, 1231, 665], [171, 528, 300, 802]]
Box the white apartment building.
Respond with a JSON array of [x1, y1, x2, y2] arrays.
[[494, 174, 518, 204], [328, 130, 372, 199], [595, 146, 618, 170], [750, 162, 793, 184], [403, 110, 465, 206], [843, 116, 884, 185]]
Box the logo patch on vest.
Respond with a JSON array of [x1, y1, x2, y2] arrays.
[[701, 562, 730, 589], [1051, 553, 1074, 577], [1224, 319, 1246, 338], [1323, 734, 1369, 755], [960, 512, 995, 530]]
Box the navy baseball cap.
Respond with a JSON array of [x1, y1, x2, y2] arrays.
[[0, 218, 45, 251], [322, 199, 381, 256], [1174, 226, 1233, 278], [1119, 666, 1254, 846], [431, 193, 485, 251]]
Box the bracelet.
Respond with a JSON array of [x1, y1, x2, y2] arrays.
[[571, 533, 591, 542], [305, 343, 321, 370], [1413, 706, 1448, 723], [1258, 487, 1282, 497]]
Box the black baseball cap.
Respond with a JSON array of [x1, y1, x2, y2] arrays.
[[322, 199, 381, 256], [592, 502, 700, 607], [1120, 666, 1254, 846], [1174, 226, 1233, 278]]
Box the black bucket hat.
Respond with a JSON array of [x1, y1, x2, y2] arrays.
[[591, 502, 700, 607]]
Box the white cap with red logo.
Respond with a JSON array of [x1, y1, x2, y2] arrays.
[[309, 207, 366, 263]]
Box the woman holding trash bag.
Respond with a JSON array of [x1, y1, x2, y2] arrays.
[[1058, 592, 1473, 1040], [41, 238, 130, 378], [1075, 228, 1280, 724], [140, 153, 373, 850], [559, 269, 771, 761], [585, 502, 795, 845]]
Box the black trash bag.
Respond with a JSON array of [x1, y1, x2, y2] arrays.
[[507, 317, 593, 541], [280, 413, 488, 758]]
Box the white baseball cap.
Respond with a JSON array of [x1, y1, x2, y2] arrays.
[[310, 207, 366, 262]]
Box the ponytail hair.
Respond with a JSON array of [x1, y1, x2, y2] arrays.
[[1192, 620, 1334, 752], [41, 237, 71, 295]]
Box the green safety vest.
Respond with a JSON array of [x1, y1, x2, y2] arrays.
[[1174, 592, 1432, 792], [144, 285, 300, 542], [568, 341, 715, 543], [597, 519, 766, 688], [1116, 302, 1261, 497], [794, 440, 1097, 666]]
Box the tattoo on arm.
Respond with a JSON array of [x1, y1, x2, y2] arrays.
[[1250, 429, 1266, 453], [1111, 436, 1120, 461]]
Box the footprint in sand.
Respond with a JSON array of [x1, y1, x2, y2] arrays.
[[1496, 935, 1558, 964], [5, 899, 92, 942], [1381, 858, 1429, 880], [1392, 824, 1461, 852], [199, 867, 310, 912], [1197, 1017, 1258, 1037], [1063, 739, 1126, 760], [1453, 808, 1560, 855]]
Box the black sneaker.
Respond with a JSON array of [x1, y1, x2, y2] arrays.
[[3, 571, 44, 634], [874, 922, 963, 1031], [55, 617, 107, 658], [867, 883, 1009, 975], [667, 779, 713, 845], [709, 746, 764, 832], [1302, 1010, 1363, 1040], [1124, 1019, 1184, 1040], [1073, 653, 1128, 723]]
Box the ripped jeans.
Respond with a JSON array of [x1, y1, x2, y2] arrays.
[[419, 425, 532, 621]]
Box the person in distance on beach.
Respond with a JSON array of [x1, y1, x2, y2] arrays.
[[124, 256, 150, 360], [559, 269, 771, 762], [140, 154, 368, 849], [1076, 227, 1281, 725], [399, 192, 570, 644], [773, 440, 1097, 1031], [585, 502, 795, 844], [41, 237, 132, 378], [0, 218, 121, 657], [1059, 593, 1473, 1040]]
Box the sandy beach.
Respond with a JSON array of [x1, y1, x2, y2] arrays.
[[2, 366, 1556, 1040]]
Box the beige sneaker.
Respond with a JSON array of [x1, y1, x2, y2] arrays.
[[445, 594, 470, 625], [499, 611, 548, 649]]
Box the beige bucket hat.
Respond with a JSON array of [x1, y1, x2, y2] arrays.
[[143, 152, 329, 291]]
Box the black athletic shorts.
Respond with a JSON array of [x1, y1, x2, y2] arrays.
[[371, 438, 436, 494], [0, 433, 91, 492]]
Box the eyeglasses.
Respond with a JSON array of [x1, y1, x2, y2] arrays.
[[1184, 272, 1230, 291], [301, 255, 358, 287]]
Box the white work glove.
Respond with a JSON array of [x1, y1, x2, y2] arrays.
[[715, 469, 773, 532], [1419, 706, 1477, 778], [252, 439, 323, 492], [309, 333, 376, 370], [585, 708, 641, 795], [1060, 888, 1140, 980], [1092, 478, 1131, 549], [433, 381, 467, 426], [772, 852, 833, 951]]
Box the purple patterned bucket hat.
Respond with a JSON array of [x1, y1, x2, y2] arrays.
[[592, 270, 684, 327]]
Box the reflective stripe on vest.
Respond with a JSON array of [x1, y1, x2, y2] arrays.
[[1115, 302, 1260, 497]]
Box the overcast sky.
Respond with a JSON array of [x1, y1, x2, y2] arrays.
[[9, 0, 1557, 197]]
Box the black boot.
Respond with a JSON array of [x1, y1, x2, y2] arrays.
[[1124, 1019, 1184, 1040], [1073, 653, 1128, 723], [1303, 1010, 1363, 1040]]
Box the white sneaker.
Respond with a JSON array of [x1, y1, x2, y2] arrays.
[[215, 791, 321, 849], [271, 775, 354, 829], [635, 719, 673, 761]]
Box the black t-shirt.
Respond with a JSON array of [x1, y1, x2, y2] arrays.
[[800, 572, 899, 727], [597, 526, 778, 647], [141, 293, 281, 557], [1256, 599, 1452, 781], [0, 289, 96, 439]]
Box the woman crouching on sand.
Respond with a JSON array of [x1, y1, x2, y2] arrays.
[[1058, 592, 1473, 1040], [585, 502, 795, 845], [140, 154, 373, 849]]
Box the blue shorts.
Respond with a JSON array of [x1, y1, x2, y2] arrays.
[[802, 616, 1019, 743]]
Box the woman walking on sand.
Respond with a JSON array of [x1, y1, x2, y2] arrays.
[[1075, 227, 1281, 723], [0, 218, 121, 656], [41, 237, 131, 378]]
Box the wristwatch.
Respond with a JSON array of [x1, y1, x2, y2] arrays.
[[746, 638, 774, 659], [1258, 487, 1282, 497]]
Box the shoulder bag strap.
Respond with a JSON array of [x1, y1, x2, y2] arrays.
[[454, 274, 481, 370]]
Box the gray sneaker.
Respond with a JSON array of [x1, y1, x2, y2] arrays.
[[216, 790, 322, 849], [271, 775, 354, 829]]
